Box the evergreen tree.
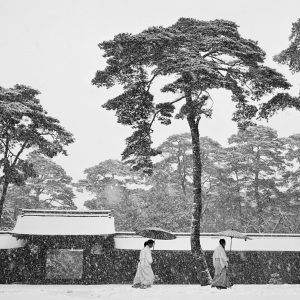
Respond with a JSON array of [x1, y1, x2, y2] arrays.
[[227, 126, 288, 232], [2, 152, 76, 229], [92, 18, 291, 284], [0, 85, 74, 222]]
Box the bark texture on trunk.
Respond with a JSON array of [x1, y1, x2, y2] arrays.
[[0, 177, 10, 224], [0, 140, 10, 223], [255, 148, 263, 228], [186, 90, 212, 285]]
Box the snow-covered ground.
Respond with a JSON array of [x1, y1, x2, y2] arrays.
[[0, 284, 300, 300]]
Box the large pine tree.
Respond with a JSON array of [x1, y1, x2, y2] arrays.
[[92, 18, 291, 284]]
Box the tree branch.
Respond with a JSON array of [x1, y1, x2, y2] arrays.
[[0, 140, 16, 159], [202, 50, 218, 58], [146, 70, 161, 93], [149, 95, 186, 129], [12, 140, 28, 167]]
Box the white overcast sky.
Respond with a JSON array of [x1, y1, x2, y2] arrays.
[[1, 0, 300, 187]]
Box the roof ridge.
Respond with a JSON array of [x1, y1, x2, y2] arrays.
[[20, 209, 112, 216]]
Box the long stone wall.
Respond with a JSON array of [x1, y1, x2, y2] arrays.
[[2, 248, 299, 284], [87, 249, 300, 284], [1, 232, 300, 285]]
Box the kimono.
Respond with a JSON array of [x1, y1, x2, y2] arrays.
[[132, 245, 155, 288], [211, 244, 231, 289]]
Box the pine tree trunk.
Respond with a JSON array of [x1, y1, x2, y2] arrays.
[[0, 177, 10, 225], [0, 140, 10, 224], [255, 149, 263, 228], [235, 172, 244, 227], [186, 90, 212, 286]]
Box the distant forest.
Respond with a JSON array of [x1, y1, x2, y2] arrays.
[[2, 125, 300, 233]]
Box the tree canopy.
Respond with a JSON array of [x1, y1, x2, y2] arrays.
[[274, 18, 300, 73], [76, 127, 300, 233], [2, 152, 76, 229], [0, 84, 74, 220], [75, 159, 143, 230], [93, 18, 291, 174], [271, 18, 300, 112]]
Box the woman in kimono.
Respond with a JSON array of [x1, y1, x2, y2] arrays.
[[211, 239, 231, 289], [132, 239, 155, 289]]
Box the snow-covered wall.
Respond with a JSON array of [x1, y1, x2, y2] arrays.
[[0, 232, 25, 249], [2, 230, 300, 252], [114, 233, 300, 251]]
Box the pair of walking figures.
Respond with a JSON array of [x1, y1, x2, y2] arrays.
[[132, 238, 232, 289]]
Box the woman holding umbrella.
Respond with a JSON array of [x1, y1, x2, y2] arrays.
[[132, 239, 155, 289]]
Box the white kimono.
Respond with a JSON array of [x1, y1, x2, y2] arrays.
[[133, 246, 155, 286], [213, 245, 229, 270], [211, 244, 230, 288]]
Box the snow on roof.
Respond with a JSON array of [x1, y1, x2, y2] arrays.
[[0, 232, 25, 249], [114, 232, 300, 251], [12, 209, 115, 236]]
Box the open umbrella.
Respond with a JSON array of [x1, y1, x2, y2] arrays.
[[135, 227, 176, 240], [216, 229, 252, 251]]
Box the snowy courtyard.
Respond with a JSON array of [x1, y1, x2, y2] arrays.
[[0, 284, 300, 300], [1, 1, 300, 299]]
